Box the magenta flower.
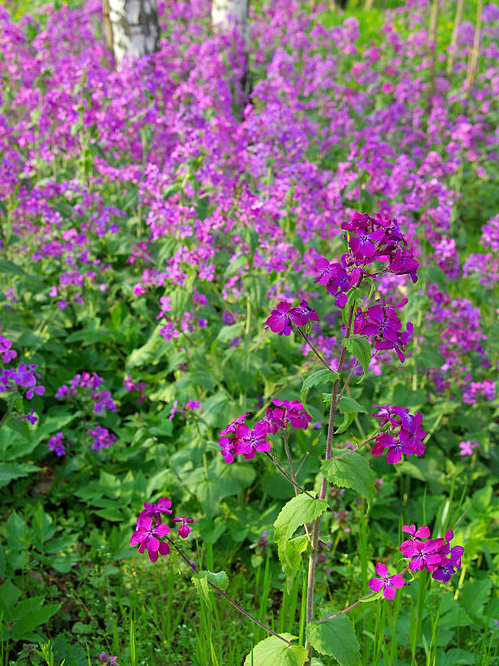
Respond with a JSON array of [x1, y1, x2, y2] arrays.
[[272, 399, 311, 430], [258, 407, 285, 434], [401, 538, 444, 572], [368, 563, 405, 599], [172, 517, 194, 538], [372, 406, 425, 464], [99, 653, 118, 665], [130, 515, 170, 563], [233, 422, 271, 460], [141, 497, 173, 518], [265, 302, 295, 335]]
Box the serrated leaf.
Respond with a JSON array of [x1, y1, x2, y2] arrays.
[[274, 494, 328, 549], [322, 453, 375, 504], [307, 616, 361, 665], [300, 370, 339, 408], [244, 634, 308, 666], [342, 337, 371, 380]]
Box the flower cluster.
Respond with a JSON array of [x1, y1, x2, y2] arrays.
[[99, 652, 118, 665], [372, 405, 425, 464], [462, 380, 496, 405], [265, 299, 318, 336], [55, 372, 117, 414], [123, 375, 147, 403], [0, 334, 17, 363], [130, 497, 193, 563], [354, 300, 413, 363], [47, 432, 68, 456], [0, 362, 45, 400], [219, 400, 311, 464], [401, 524, 464, 583], [313, 213, 419, 312], [87, 426, 116, 451]]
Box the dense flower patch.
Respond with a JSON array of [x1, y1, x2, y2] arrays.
[[0, 0, 497, 662]]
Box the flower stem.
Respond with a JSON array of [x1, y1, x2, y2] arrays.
[[305, 305, 355, 659], [165, 537, 293, 646], [264, 451, 316, 500], [299, 330, 336, 373]]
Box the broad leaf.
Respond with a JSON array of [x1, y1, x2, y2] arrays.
[[342, 337, 371, 379], [322, 453, 375, 504], [307, 616, 361, 665], [278, 535, 309, 590], [244, 634, 308, 666], [274, 494, 328, 549], [300, 369, 339, 408]]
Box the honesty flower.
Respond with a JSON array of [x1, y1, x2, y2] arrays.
[[130, 515, 170, 563], [368, 563, 405, 599], [172, 517, 194, 538], [372, 406, 425, 464]]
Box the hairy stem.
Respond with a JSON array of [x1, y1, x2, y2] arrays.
[[166, 537, 293, 646], [282, 429, 298, 496]]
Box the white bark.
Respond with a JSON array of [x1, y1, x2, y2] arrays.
[[104, 0, 160, 67], [211, 0, 249, 51]]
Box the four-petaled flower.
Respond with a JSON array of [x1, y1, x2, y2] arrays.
[[368, 563, 405, 599], [130, 515, 170, 563]]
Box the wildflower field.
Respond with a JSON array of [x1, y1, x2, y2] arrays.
[[0, 0, 498, 664]]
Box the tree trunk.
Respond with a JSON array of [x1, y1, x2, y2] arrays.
[[211, 0, 251, 95], [211, 0, 249, 51], [103, 0, 160, 67]]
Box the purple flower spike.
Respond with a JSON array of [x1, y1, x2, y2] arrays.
[[368, 563, 405, 600]]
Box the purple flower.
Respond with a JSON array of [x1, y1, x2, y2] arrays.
[[459, 439, 478, 456], [87, 426, 116, 451], [141, 497, 173, 518], [172, 517, 194, 538], [368, 563, 405, 600], [47, 432, 67, 456], [372, 406, 425, 464], [233, 422, 271, 460], [130, 515, 170, 563], [272, 399, 311, 430], [99, 652, 118, 664]]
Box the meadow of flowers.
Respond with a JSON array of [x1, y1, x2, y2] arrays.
[[0, 0, 498, 664]]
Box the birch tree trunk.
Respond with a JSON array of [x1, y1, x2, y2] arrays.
[[103, 0, 160, 67], [211, 0, 251, 94]]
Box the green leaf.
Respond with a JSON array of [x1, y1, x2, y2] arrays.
[[342, 337, 371, 380], [244, 634, 308, 666], [0, 258, 27, 276], [32, 506, 57, 544], [300, 370, 339, 408], [0, 462, 41, 488], [334, 397, 367, 435], [307, 616, 361, 665], [278, 535, 309, 591], [0, 580, 21, 614], [336, 397, 367, 414], [322, 453, 375, 504], [274, 494, 328, 548], [192, 570, 229, 609], [10, 603, 61, 640]]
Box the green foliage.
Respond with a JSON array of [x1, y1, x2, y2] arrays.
[[306, 616, 361, 665], [322, 453, 375, 504], [244, 634, 308, 666]]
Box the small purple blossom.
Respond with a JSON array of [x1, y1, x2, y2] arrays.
[[172, 517, 194, 538]]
